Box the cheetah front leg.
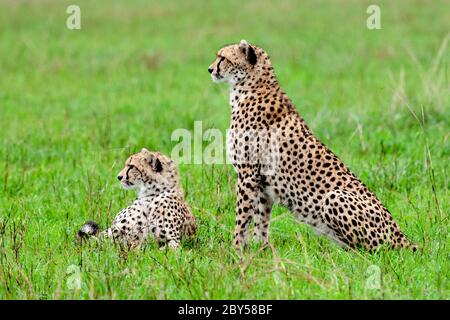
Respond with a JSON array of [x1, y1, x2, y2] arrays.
[[161, 230, 181, 250], [234, 174, 259, 250], [153, 208, 184, 250], [253, 189, 273, 246]]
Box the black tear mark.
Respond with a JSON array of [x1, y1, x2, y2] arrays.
[[217, 56, 225, 74]]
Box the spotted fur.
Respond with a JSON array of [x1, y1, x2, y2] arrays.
[[78, 148, 196, 249], [208, 40, 417, 251]]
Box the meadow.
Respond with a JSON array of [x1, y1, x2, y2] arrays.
[[0, 0, 448, 299]]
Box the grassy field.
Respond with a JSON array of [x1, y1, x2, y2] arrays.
[[0, 0, 449, 299]]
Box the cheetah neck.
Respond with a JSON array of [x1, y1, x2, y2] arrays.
[[137, 181, 183, 200], [229, 81, 281, 111]]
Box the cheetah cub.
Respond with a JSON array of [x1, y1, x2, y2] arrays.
[[208, 40, 417, 251], [78, 148, 196, 249]]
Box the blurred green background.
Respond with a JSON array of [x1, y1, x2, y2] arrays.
[[0, 0, 448, 299]]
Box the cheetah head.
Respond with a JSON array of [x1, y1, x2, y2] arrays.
[[117, 148, 179, 192], [208, 40, 272, 85]]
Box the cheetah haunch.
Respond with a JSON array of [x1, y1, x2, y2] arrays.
[[208, 40, 417, 252], [78, 148, 196, 249]]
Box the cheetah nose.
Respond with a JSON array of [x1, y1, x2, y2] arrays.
[[208, 67, 213, 74], [117, 175, 123, 181]]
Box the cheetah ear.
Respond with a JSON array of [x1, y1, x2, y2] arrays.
[[239, 39, 249, 48], [141, 147, 150, 153], [239, 39, 257, 65], [148, 155, 163, 173]]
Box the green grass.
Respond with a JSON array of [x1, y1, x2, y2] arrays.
[[0, 0, 449, 299]]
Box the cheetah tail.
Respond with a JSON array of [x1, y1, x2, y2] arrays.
[[393, 230, 419, 252], [407, 242, 420, 252], [77, 221, 101, 242], [399, 236, 420, 252]]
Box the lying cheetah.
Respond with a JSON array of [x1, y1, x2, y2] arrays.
[[78, 148, 196, 249], [208, 40, 417, 251]]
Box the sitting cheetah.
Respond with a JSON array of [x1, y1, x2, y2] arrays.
[[78, 148, 197, 249], [208, 40, 417, 251]]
